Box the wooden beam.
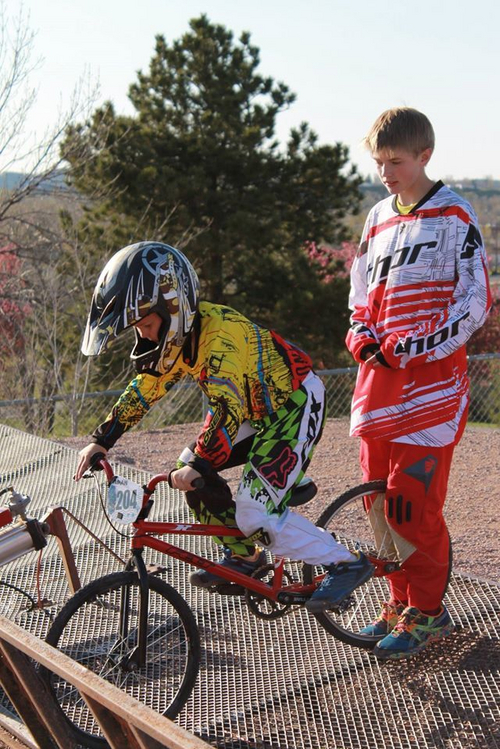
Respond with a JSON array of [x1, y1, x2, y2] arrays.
[[0, 705, 38, 749], [0, 616, 210, 749], [0, 642, 78, 749], [0, 720, 37, 749], [79, 693, 142, 748]]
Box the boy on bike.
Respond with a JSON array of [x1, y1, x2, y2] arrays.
[[75, 241, 373, 610], [346, 107, 491, 659]]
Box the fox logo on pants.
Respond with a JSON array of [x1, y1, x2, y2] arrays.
[[403, 455, 438, 492], [259, 446, 298, 489]]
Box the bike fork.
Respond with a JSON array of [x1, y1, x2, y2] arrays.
[[121, 551, 149, 670]]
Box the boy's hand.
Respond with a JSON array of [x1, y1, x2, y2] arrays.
[[365, 352, 382, 368], [364, 346, 391, 369], [74, 444, 108, 481], [170, 465, 203, 492]]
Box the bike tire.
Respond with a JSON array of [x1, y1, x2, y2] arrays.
[[303, 480, 393, 650], [42, 570, 200, 749]]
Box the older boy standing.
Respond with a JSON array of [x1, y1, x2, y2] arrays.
[[346, 107, 491, 659]]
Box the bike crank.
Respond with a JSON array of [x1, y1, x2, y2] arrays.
[[245, 564, 295, 620]]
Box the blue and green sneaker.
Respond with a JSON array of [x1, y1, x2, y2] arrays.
[[373, 605, 454, 660], [360, 601, 405, 637]]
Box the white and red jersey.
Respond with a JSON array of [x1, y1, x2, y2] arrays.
[[346, 181, 491, 446]]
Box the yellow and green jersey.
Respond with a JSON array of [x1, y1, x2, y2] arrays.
[[93, 302, 313, 468]]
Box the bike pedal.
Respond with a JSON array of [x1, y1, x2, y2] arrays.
[[335, 595, 354, 612]]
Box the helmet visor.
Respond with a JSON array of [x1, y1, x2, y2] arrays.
[[81, 294, 128, 356]]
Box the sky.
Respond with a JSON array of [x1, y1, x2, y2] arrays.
[[4, 0, 500, 181]]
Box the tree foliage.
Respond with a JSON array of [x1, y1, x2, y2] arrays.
[[63, 15, 362, 365], [0, 6, 117, 434], [468, 283, 500, 355], [0, 245, 29, 358]]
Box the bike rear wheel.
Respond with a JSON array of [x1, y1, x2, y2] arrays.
[[43, 570, 200, 749], [303, 480, 395, 650]]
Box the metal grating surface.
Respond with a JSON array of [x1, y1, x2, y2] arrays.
[[0, 423, 499, 749]]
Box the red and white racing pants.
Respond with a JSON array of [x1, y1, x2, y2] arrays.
[[360, 437, 457, 611]]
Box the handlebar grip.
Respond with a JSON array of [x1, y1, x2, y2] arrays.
[[89, 452, 107, 471], [167, 471, 205, 490]]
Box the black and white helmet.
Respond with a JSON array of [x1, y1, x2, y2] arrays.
[[81, 242, 200, 373]]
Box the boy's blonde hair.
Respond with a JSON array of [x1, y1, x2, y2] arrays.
[[363, 107, 435, 156]]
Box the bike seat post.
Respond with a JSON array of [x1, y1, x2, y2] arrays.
[[272, 557, 286, 591]]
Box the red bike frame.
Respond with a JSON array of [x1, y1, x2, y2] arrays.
[[98, 459, 319, 603]]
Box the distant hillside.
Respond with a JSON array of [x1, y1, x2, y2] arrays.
[[0, 170, 68, 192], [0, 172, 26, 190], [1, 170, 499, 243], [361, 177, 500, 201]]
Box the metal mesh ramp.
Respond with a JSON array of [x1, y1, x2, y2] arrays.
[[0, 423, 499, 749]]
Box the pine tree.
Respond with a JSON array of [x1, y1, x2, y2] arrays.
[[63, 15, 362, 364]]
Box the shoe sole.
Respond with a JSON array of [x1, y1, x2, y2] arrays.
[[305, 565, 375, 614], [373, 623, 454, 660], [189, 579, 246, 595]]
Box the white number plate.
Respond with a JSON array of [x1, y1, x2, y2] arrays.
[[107, 476, 144, 525]]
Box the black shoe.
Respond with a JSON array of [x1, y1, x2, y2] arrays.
[[189, 547, 267, 592]]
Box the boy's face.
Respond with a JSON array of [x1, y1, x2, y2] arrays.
[[372, 147, 432, 203], [133, 312, 163, 343]]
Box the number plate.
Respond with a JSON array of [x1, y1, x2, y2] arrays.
[[107, 476, 144, 525]]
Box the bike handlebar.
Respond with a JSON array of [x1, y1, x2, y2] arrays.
[[89, 455, 205, 492]]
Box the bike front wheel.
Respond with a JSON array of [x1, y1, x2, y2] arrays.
[[43, 570, 200, 749], [303, 480, 396, 650]]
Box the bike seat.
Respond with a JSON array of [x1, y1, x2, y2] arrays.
[[288, 478, 318, 507]]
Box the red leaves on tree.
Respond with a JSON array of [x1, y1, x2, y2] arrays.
[[0, 245, 30, 359], [304, 240, 357, 283], [468, 283, 500, 354]]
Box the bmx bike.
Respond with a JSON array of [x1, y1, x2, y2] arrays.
[[41, 456, 395, 748]]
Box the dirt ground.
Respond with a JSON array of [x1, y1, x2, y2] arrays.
[[60, 417, 500, 584]]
